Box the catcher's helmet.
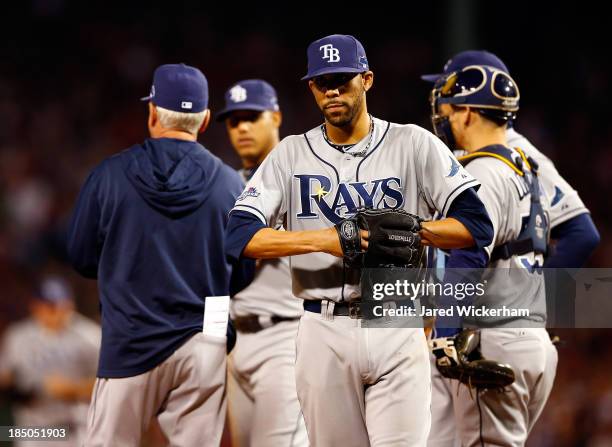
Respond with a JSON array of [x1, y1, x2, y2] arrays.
[[429, 65, 520, 149], [431, 65, 520, 123]]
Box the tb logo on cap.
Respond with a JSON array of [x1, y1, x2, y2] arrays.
[[230, 85, 247, 103], [320, 44, 340, 63]]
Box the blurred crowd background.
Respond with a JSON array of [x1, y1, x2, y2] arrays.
[[0, 1, 610, 446]]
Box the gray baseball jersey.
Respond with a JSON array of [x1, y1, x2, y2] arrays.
[[429, 147, 557, 447], [0, 314, 100, 446], [232, 117, 480, 302], [232, 116, 478, 445], [232, 169, 302, 318], [508, 128, 588, 227], [454, 128, 589, 230], [228, 170, 306, 447], [231, 258, 303, 318], [461, 150, 550, 327]]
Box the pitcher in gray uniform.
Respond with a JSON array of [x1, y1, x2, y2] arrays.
[[217, 79, 308, 447], [0, 276, 100, 447], [426, 63, 559, 446], [225, 34, 494, 447]]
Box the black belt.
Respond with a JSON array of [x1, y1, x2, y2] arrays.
[[304, 300, 359, 317], [304, 299, 415, 319], [233, 315, 299, 333]]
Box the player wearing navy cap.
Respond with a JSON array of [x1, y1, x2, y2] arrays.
[[219, 79, 307, 447], [422, 56, 570, 446], [68, 63, 246, 446], [421, 50, 600, 271], [225, 35, 494, 446], [217, 79, 282, 178]]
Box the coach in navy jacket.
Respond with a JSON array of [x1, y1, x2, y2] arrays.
[[67, 64, 244, 447]]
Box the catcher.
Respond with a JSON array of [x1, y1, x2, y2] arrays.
[[225, 34, 494, 446], [425, 64, 558, 446]]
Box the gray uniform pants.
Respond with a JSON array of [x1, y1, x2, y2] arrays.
[[84, 332, 227, 447], [428, 328, 558, 447], [295, 309, 431, 447], [228, 319, 308, 447]]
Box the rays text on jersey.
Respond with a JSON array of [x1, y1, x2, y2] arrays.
[[294, 174, 404, 223]]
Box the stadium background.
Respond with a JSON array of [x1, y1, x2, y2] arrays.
[[0, 2, 610, 445]]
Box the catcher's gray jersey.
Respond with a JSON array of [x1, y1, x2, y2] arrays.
[[507, 127, 588, 227], [463, 149, 550, 327], [429, 148, 557, 447], [232, 116, 479, 302]]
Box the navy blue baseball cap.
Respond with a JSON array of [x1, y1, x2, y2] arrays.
[[421, 50, 509, 83], [35, 276, 74, 305], [301, 34, 369, 80], [216, 79, 279, 121], [140, 63, 209, 113]]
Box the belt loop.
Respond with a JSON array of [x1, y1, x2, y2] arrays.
[[322, 299, 335, 321], [258, 315, 273, 329], [327, 300, 335, 321]]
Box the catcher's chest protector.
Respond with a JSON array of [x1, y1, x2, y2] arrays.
[[458, 146, 549, 261]]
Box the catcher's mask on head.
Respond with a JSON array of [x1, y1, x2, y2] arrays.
[[430, 65, 520, 150]]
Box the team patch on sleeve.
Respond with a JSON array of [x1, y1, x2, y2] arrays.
[[237, 186, 261, 201], [446, 156, 461, 178], [550, 186, 564, 207]]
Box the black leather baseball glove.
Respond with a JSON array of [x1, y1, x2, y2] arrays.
[[430, 329, 516, 389], [335, 208, 424, 268]]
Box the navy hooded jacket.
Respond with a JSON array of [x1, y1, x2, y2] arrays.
[[67, 138, 244, 378]]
